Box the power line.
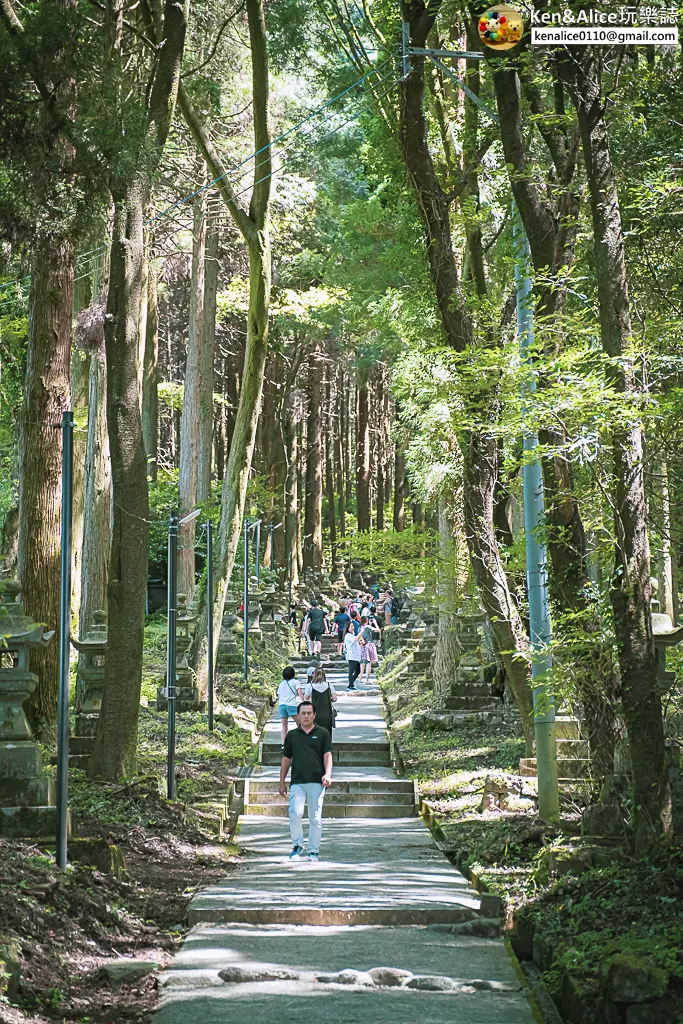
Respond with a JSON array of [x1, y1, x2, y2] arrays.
[[189, 64, 399, 211], [146, 57, 396, 226], [0, 58, 399, 310]]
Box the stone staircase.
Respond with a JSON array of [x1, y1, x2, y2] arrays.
[[243, 776, 416, 818], [519, 716, 590, 780], [260, 739, 392, 767]]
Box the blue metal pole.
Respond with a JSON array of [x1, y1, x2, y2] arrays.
[[513, 204, 559, 821], [255, 520, 261, 584], [206, 521, 214, 732], [166, 514, 178, 800], [243, 518, 249, 681], [56, 410, 73, 869]]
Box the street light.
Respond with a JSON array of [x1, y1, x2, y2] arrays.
[[167, 507, 199, 800], [179, 508, 201, 526], [243, 519, 262, 680], [205, 520, 214, 732]]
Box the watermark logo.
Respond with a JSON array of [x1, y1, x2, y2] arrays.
[[529, 5, 679, 45], [478, 5, 525, 49]]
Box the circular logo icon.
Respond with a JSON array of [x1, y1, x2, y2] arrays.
[[478, 5, 524, 48]]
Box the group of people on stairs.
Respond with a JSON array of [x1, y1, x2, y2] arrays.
[[290, 592, 385, 688]]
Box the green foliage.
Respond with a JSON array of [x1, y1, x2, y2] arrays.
[[338, 526, 437, 589]]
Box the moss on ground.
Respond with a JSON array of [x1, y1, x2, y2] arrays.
[[378, 632, 683, 1014]]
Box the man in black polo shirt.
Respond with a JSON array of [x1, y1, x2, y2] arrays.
[[279, 700, 332, 862]]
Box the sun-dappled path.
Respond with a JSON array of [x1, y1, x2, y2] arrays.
[[153, 642, 537, 1023]]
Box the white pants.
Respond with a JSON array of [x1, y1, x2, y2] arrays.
[[288, 783, 325, 853]]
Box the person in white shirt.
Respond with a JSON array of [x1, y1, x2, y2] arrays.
[[343, 622, 363, 690], [277, 666, 302, 742]]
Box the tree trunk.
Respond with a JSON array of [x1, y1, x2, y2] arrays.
[[432, 497, 461, 701], [142, 256, 159, 481], [89, 183, 149, 779], [393, 446, 405, 532], [335, 378, 346, 537], [284, 389, 302, 585], [325, 373, 337, 573], [190, 235, 271, 693], [464, 429, 534, 749], [182, 0, 272, 696], [399, 0, 534, 747], [18, 231, 73, 743], [296, 417, 304, 573], [344, 384, 352, 506], [178, 184, 206, 600], [655, 460, 675, 622], [492, 52, 621, 785], [304, 348, 323, 570], [568, 49, 669, 847], [79, 340, 110, 634], [198, 212, 218, 501], [70, 343, 89, 631], [215, 351, 227, 480], [356, 379, 371, 531]]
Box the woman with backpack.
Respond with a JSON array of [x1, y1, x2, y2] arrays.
[[358, 616, 379, 684], [304, 666, 337, 735]]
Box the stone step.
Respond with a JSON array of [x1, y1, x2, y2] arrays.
[[249, 791, 414, 806], [447, 682, 492, 698], [519, 757, 590, 780], [245, 803, 416, 819], [262, 741, 389, 755], [557, 738, 589, 758], [249, 779, 414, 794], [556, 715, 581, 740], [67, 753, 90, 769], [69, 736, 95, 755], [444, 696, 500, 710], [0, 805, 73, 840], [157, 697, 207, 713], [261, 749, 392, 767]]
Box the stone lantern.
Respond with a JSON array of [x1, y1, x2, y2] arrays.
[[0, 579, 69, 839], [157, 595, 205, 713], [69, 610, 108, 767]]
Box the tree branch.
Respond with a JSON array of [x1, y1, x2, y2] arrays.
[[178, 83, 257, 248], [182, 3, 246, 78], [148, 0, 189, 151], [246, 0, 271, 230]]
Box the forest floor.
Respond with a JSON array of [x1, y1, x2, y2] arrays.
[[378, 654, 683, 1020], [0, 619, 286, 1024]]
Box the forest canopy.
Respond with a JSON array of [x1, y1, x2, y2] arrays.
[[0, 0, 682, 858]]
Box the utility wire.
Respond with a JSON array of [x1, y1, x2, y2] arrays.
[[146, 57, 396, 225], [187, 64, 399, 211], [0, 59, 399, 310]]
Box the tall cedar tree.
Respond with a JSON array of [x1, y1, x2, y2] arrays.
[[180, 0, 272, 697], [89, 0, 189, 779]]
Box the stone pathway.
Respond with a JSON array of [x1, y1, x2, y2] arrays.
[[154, 643, 537, 1023]]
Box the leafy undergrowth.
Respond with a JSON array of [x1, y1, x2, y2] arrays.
[[523, 855, 683, 999], [379, 641, 683, 1014], [0, 619, 292, 1024], [0, 785, 240, 1024], [136, 707, 254, 785]]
